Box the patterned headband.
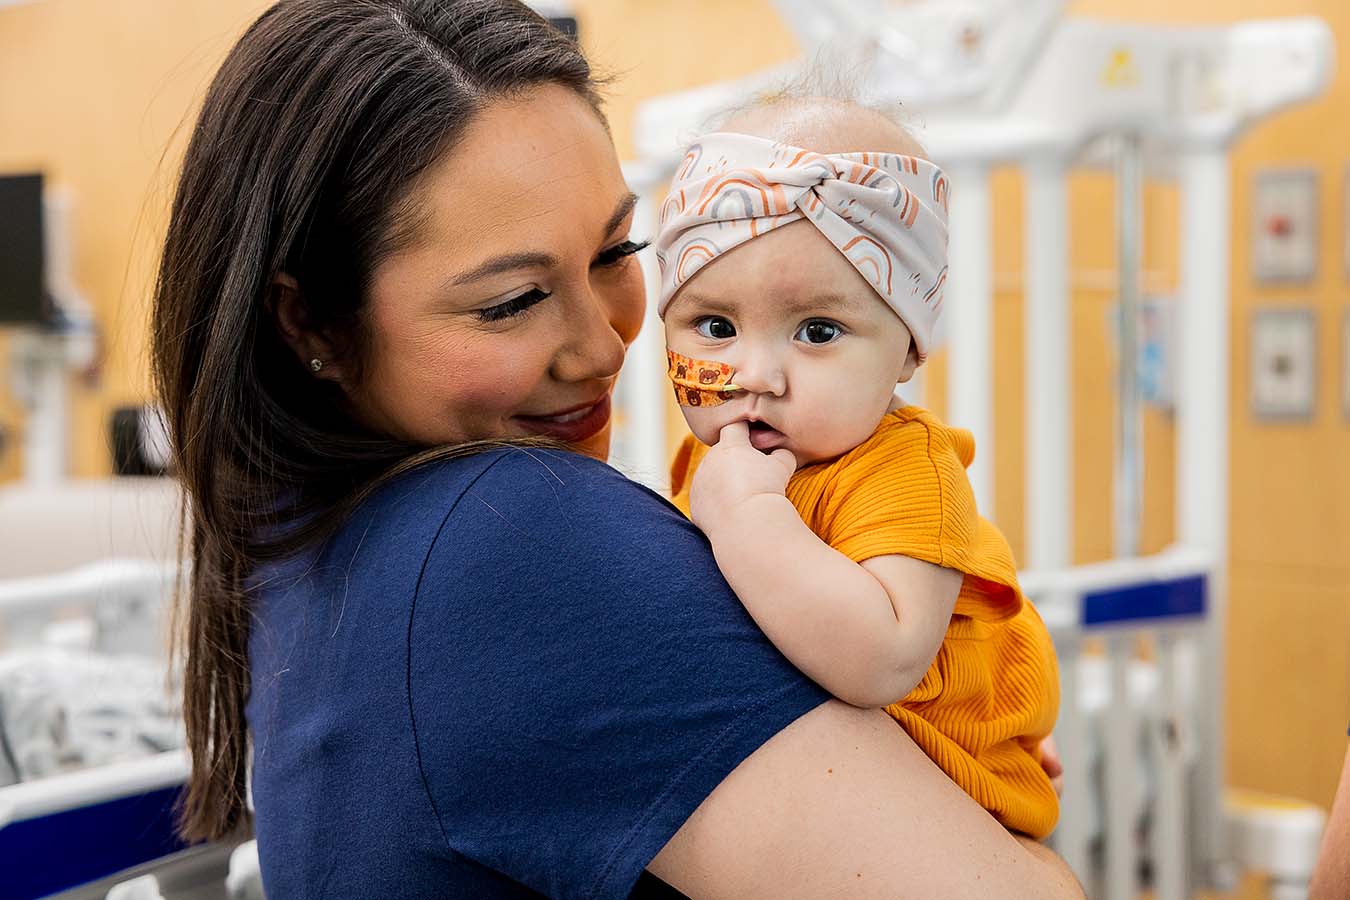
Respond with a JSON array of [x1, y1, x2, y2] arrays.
[[654, 132, 949, 362]]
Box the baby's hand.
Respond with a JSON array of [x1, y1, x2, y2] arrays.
[[689, 421, 797, 534]]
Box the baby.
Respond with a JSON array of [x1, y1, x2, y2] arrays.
[[655, 98, 1061, 838]]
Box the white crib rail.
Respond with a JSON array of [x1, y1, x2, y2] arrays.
[[0, 749, 187, 831], [0, 558, 177, 656], [1023, 548, 1211, 899]]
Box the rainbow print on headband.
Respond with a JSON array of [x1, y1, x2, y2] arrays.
[[653, 132, 950, 364]]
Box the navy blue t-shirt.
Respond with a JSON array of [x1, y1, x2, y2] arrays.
[[246, 448, 829, 898]]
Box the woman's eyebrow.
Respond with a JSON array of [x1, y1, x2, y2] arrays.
[[451, 251, 558, 286], [446, 194, 638, 289], [605, 192, 639, 234]]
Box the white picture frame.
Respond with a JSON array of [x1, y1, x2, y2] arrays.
[[1250, 308, 1317, 420], [1253, 168, 1319, 284]]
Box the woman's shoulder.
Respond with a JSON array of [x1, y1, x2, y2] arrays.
[[323, 446, 702, 593], [419, 446, 706, 571], [367, 445, 685, 538]]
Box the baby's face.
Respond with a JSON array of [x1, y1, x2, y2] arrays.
[[664, 220, 917, 466]]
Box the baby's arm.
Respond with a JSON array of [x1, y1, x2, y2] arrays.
[[692, 422, 962, 708]]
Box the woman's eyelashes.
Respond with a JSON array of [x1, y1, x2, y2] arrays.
[[594, 238, 650, 267], [473, 239, 647, 323], [477, 288, 551, 322]]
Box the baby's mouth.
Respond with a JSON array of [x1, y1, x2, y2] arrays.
[[746, 419, 787, 452]]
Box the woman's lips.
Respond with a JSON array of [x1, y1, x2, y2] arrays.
[[515, 393, 611, 444]]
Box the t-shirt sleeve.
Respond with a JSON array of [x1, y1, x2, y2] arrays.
[[667, 433, 705, 517], [406, 449, 829, 900], [812, 416, 1022, 622]]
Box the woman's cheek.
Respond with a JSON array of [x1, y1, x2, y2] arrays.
[[400, 335, 550, 441], [610, 265, 647, 346]]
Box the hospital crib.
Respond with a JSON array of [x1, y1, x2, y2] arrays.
[[1024, 551, 1326, 899], [0, 550, 1326, 899], [0, 559, 255, 900], [0, 453, 253, 898]]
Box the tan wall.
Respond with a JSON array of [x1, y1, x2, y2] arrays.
[[1, 0, 1347, 811], [0, 0, 271, 480]]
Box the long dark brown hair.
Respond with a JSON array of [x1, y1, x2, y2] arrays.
[[150, 0, 603, 843]]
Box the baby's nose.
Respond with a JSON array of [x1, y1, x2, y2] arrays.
[[732, 353, 787, 397]]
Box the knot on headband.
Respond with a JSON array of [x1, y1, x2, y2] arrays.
[[653, 132, 950, 363]]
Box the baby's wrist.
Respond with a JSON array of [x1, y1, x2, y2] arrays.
[[698, 492, 796, 545]]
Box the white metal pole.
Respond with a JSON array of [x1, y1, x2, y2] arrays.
[[615, 164, 673, 492], [1024, 158, 1072, 571], [1103, 634, 1138, 900], [1178, 145, 1231, 886], [1049, 629, 1091, 884], [1150, 631, 1189, 900], [23, 337, 67, 486], [947, 163, 994, 517], [1114, 135, 1144, 561]]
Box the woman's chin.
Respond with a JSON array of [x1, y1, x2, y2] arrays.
[[572, 424, 611, 461]]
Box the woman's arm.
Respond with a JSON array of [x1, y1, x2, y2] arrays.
[[693, 423, 961, 707], [1310, 739, 1350, 899], [411, 448, 1072, 898], [650, 700, 1084, 899]]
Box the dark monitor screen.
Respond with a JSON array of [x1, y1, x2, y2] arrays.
[[0, 173, 45, 325]]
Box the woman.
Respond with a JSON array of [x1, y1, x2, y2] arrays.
[[150, 1, 1082, 896]]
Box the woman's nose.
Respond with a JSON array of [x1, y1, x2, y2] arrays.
[[552, 283, 641, 384]]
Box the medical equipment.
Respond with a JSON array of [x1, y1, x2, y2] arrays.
[[0, 562, 184, 897], [4, 185, 98, 486], [614, 3, 1333, 897], [0, 174, 45, 326]]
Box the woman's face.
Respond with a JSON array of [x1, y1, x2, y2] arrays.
[[348, 84, 645, 460]]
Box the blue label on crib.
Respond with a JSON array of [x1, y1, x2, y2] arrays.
[[1081, 574, 1207, 627], [0, 785, 187, 899]]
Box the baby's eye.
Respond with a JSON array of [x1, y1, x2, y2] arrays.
[[795, 319, 843, 345], [695, 316, 736, 340]]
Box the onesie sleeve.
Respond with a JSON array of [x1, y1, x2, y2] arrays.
[[406, 449, 829, 900], [808, 412, 1022, 622], [668, 432, 703, 516]]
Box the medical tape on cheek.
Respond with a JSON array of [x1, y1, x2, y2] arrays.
[[667, 349, 740, 407]]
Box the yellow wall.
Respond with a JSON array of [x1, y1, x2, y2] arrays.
[[0, 0, 272, 479], [1, 0, 1347, 812]]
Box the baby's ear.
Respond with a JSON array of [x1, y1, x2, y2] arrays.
[[896, 345, 921, 384]]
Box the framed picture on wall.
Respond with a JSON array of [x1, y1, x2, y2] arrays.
[[1250, 308, 1317, 420], [1252, 168, 1318, 283]]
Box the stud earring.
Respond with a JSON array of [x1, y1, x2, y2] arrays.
[[309, 358, 324, 373]]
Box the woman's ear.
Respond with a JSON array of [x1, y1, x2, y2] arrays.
[[268, 273, 346, 382]]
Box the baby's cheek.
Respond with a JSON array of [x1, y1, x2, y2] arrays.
[[795, 404, 876, 463], [679, 403, 724, 447]]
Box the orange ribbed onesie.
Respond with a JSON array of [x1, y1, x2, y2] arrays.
[[670, 405, 1061, 838]]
